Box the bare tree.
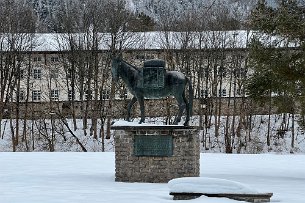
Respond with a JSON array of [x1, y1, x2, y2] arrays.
[[51, 0, 140, 149], [0, 0, 36, 151]]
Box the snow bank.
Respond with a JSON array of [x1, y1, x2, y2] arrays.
[[168, 177, 258, 194]]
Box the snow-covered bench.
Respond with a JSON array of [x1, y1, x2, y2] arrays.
[[168, 177, 273, 202]]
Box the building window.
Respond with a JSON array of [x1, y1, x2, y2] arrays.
[[68, 90, 75, 100], [33, 57, 42, 62], [102, 90, 110, 100], [50, 90, 59, 100], [234, 68, 247, 78], [85, 90, 92, 100], [17, 90, 25, 101], [32, 69, 42, 79], [200, 89, 208, 98], [119, 89, 127, 100], [32, 90, 41, 101], [219, 89, 227, 97], [51, 57, 59, 62], [236, 88, 244, 96]]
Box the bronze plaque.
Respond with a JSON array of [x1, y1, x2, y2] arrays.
[[134, 135, 173, 156]]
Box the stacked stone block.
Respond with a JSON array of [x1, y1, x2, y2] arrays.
[[112, 126, 200, 183]]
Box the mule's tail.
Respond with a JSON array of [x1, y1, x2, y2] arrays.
[[186, 77, 193, 117]]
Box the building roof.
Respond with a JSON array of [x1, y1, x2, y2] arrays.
[[0, 30, 298, 52]]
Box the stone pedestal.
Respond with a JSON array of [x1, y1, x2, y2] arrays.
[[111, 125, 200, 183]]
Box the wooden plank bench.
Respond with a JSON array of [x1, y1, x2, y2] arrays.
[[170, 192, 273, 202]]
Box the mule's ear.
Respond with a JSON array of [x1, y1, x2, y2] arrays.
[[110, 51, 122, 60], [110, 51, 118, 60], [116, 52, 123, 59], [109, 52, 115, 60]]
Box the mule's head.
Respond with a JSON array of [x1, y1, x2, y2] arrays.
[[111, 57, 121, 83]]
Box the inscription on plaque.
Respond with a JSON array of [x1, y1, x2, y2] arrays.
[[138, 67, 165, 89], [134, 135, 173, 156]]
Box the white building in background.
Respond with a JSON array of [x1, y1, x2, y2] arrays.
[[4, 30, 256, 103]]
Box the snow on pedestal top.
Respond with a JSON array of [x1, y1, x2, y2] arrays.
[[111, 120, 196, 130], [112, 120, 183, 127], [168, 177, 259, 194]]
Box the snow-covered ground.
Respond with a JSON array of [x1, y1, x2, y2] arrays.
[[1, 114, 305, 153], [0, 153, 304, 203]]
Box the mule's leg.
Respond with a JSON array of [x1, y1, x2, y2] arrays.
[[174, 95, 186, 125], [138, 96, 145, 124], [127, 96, 137, 122], [183, 92, 190, 126]]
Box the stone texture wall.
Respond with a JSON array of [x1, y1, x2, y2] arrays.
[[113, 126, 200, 183]]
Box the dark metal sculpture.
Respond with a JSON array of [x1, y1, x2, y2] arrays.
[[111, 57, 193, 126]]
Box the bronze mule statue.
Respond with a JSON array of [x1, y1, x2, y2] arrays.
[[111, 57, 193, 126]]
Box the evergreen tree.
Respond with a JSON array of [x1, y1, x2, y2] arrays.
[[247, 0, 305, 114]]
